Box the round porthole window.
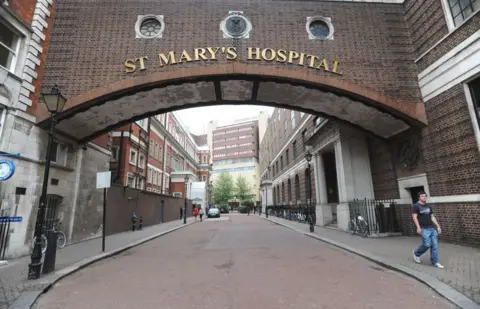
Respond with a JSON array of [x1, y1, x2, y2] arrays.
[[135, 15, 165, 39], [220, 12, 252, 39], [306, 17, 334, 40]]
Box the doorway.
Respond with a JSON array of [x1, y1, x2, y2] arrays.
[[322, 152, 339, 204], [408, 186, 425, 204]]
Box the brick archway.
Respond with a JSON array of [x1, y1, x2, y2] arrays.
[[37, 63, 426, 143]]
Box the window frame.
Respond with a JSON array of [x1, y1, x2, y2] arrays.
[[441, 0, 480, 31], [129, 149, 138, 165], [0, 20, 21, 73]]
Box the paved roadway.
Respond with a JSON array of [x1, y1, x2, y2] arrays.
[[34, 214, 456, 309]]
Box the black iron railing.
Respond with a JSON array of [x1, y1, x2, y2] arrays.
[[0, 216, 11, 260], [348, 198, 400, 234], [266, 204, 316, 225]]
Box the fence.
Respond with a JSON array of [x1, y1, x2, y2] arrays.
[[348, 198, 400, 234], [266, 204, 316, 225], [0, 216, 12, 260]]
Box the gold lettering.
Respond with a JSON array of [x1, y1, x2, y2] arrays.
[[298, 53, 305, 66], [207, 47, 221, 60], [317, 58, 329, 71], [247, 47, 261, 60], [124, 59, 136, 73], [225, 47, 237, 60], [276, 49, 287, 62], [178, 50, 193, 63], [261, 48, 276, 61], [287, 51, 299, 64], [332, 60, 343, 75], [158, 52, 177, 66], [194, 48, 208, 61], [135, 56, 148, 71], [306, 55, 319, 68]]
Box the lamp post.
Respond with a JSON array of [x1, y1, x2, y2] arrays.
[[304, 149, 314, 233], [265, 162, 271, 217], [184, 175, 188, 224], [28, 85, 67, 280]]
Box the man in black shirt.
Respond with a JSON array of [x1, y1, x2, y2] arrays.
[[412, 191, 444, 268]]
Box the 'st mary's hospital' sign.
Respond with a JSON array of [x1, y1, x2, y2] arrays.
[[124, 47, 343, 75]]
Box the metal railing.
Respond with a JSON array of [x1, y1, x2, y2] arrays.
[[348, 198, 400, 234], [0, 216, 11, 260], [266, 204, 316, 225]]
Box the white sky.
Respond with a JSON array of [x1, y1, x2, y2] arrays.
[[175, 105, 274, 134]]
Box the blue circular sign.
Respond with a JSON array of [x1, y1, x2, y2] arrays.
[[0, 159, 15, 181]]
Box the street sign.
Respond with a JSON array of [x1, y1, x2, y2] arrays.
[[0, 216, 23, 223], [96, 171, 112, 189]]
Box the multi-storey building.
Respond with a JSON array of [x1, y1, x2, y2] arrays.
[[210, 119, 261, 202], [110, 112, 212, 199]]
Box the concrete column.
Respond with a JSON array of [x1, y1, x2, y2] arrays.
[[314, 153, 333, 226], [334, 138, 353, 231]]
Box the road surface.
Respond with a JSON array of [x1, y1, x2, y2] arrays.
[[34, 215, 456, 309]]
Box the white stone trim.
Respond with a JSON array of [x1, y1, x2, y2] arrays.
[[147, 163, 163, 173], [87, 142, 111, 156], [418, 30, 480, 101], [306, 16, 334, 40], [135, 15, 165, 39], [15, 0, 53, 112], [463, 82, 480, 153]]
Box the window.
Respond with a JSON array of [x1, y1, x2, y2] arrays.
[[446, 0, 480, 27], [157, 172, 162, 186], [126, 173, 135, 187], [292, 141, 297, 159], [202, 175, 206, 181], [469, 76, 480, 130], [111, 147, 118, 160], [135, 15, 165, 39], [138, 178, 145, 190], [159, 146, 163, 161], [136, 118, 148, 130], [153, 170, 157, 184], [306, 16, 334, 40], [280, 156, 284, 170], [300, 112, 305, 118], [149, 140, 154, 156], [315, 116, 324, 128], [129, 149, 137, 164], [286, 149, 289, 165], [0, 22, 20, 72], [139, 154, 145, 168], [154, 143, 159, 160], [278, 109, 281, 120], [148, 168, 153, 183], [291, 111, 296, 129], [50, 142, 67, 165], [203, 155, 206, 163]]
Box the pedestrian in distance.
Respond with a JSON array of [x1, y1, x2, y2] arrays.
[[193, 207, 199, 221], [412, 191, 444, 269], [199, 208, 205, 222]]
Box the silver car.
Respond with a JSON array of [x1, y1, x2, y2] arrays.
[[207, 207, 220, 218]]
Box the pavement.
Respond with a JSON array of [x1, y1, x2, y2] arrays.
[[261, 214, 480, 307], [0, 218, 195, 309], [33, 215, 457, 309]]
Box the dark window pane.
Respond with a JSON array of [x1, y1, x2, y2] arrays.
[[0, 45, 12, 68], [451, 3, 461, 16], [448, 0, 459, 6], [454, 14, 465, 25], [0, 23, 16, 49], [473, 0, 480, 10], [459, 0, 471, 9]]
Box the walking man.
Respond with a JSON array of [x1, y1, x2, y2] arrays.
[[412, 191, 444, 269]]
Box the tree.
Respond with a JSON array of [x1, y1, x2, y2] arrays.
[[213, 172, 234, 205], [235, 175, 252, 204]]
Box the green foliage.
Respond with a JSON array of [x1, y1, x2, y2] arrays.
[[212, 172, 234, 205], [235, 175, 252, 204], [243, 200, 254, 208]]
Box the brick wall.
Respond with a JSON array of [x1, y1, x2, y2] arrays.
[[422, 85, 480, 196], [367, 137, 400, 199], [395, 203, 480, 246], [403, 0, 448, 60], [42, 0, 421, 103], [8, 0, 37, 24]]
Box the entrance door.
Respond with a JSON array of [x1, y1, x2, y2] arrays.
[[322, 152, 339, 204], [409, 186, 425, 204]]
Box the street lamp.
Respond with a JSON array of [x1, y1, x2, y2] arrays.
[[265, 162, 271, 218], [304, 148, 314, 233], [29, 85, 67, 280], [184, 175, 188, 224]]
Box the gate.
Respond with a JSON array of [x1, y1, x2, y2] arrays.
[[0, 216, 11, 260], [348, 198, 400, 234], [43, 194, 64, 231]]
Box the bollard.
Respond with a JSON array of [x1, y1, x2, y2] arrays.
[[132, 217, 136, 232], [139, 217, 143, 230], [42, 231, 58, 275]]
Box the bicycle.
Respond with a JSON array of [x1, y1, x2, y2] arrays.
[[349, 213, 369, 238], [31, 221, 67, 254]]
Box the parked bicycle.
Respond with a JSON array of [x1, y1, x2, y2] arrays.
[[31, 220, 66, 254], [349, 213, 369, 238]]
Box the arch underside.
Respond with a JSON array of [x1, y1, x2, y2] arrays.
[[51, 78, 414, 143]]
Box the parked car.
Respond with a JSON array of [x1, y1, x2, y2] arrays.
[[208, 207, 220, 218], [219, 205, 230, 213]]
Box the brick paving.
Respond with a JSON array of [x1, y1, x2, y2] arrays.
[[0, 218, 194, 309], [263, 214, 480, 304], [34, 215, 455, 309]]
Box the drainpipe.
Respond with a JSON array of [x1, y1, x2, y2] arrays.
[[114, 131, 124, 184]]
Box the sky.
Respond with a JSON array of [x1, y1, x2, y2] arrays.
[[174, 105, 274, 135]]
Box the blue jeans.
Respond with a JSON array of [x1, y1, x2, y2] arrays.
[[414, 227, 438, 265]]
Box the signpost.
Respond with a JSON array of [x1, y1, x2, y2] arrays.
[[96, 171, 111, 252]]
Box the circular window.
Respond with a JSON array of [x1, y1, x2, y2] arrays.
[[306, 17, 334, 40], [221, 12, 252, 39], [140, 18, 163, 37], [135, 15, 165, 39]]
